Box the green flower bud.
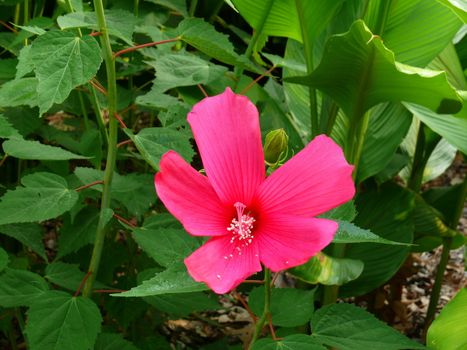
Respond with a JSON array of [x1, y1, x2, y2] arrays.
[[264, 129, 289, 165]]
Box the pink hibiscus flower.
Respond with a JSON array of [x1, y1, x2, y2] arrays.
[[155, 88, 355, 294]]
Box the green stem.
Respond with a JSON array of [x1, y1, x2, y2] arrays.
[[82, 0, 119, 298], [233, 0, 274, 89], [189, 0, 198, 17], [351, 111, 370, 181], [247, 268, 272, 349], [424, 237, 452, 330], [23, 0, 29, 25], [407, 123, 428, 192], [133, 0, 139, 17], [14, 3, 20, 25], [88, 84, 109, 147], [322, 244, 346, 305]]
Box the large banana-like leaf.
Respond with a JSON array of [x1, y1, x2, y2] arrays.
[[231, 0, 345, 43], [288, 20, 462, 120]]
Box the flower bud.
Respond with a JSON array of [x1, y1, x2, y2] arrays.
[[264, 129, 288, 165]]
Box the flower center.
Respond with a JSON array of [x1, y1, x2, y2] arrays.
[[227, 202, 255, 248]]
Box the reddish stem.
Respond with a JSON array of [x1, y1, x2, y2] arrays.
[[114, 38, 180, 58], [93, 289, 127, 293], [117, 139, 133, 148], [240, 65, 276, 95], [244, 279, 264, 284], [113, 112, 128, 129], [113, 213, 137, 228], [270, 272, 279, 287], [0, 20, 17, 33], [75, 272, 92, 297], [89, 31, 102, 37], [233, 291, 258, 322], [267, 314, 281, 341], [197, 84, 208, 97], [75, 180, 104, 192], [89, 79, 108, 96]]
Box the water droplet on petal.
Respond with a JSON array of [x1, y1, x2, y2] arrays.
[[285, 260, 289, 265], [216, 274, 221, 279]]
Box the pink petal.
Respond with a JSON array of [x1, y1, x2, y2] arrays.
[[256, 215, 338, 272], [256, 135, 355, 217], [185, 236, 261, 294], [155, 151, 230, 236], [188, 88, 265, 206]]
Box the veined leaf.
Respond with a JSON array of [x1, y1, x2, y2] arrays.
[[146, 0, 188, 17], [94, 333, 140, 350], [437, 0, 467, 23], [0, 114, 21, 139], [0, 223, 47, 259], [311, 303, 426, 349], [0, 248, 8, 272], [29, 30, 102, 114], [291, 252, 363, 286], [252, 335, 326, 350], [0, 268, 49, 307], [287, 20, 462, 119], [3, 138, 89, 160], [45, 262, 107, 291], [25, 290, 102, 350], [115, 263, 208, 297], [0, 77, 38, 108], [0, 172, 79, 225], [123, 127, 194, 171], [334, 221, 410, 245]]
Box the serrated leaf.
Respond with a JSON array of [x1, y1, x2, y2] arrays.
[[132, 228, 200, 267], [291, 252, 364, 286], [94, 333, 140, 350], [57, 10, 137, 45], [333, 221, 410, 245], [252, 334, 326, 350], [0, 172, 79, 225], [124, 127, 194, 170], [115, 263, 208, 297], [249, 287, 315, 327], [0, 223, 47, 259], [16, 45, 34, 79], [29, 30, 102, 114], [25, 290, 102, 350], [0, 114, 21, 139], [288, 20, 462, 119], [427, 288, 467, 350], [177, 18, 252, 69], [311, 303, 426, 349], [0, 77, 38, 108], [45, 262, 106, 291], [320, 201, 356, 222], [3, 138, 89, 160], [147, 52, 227, 93], [0, 248, 8, 272], [56, 207, 99, 259], [0, 268, 49, 307]]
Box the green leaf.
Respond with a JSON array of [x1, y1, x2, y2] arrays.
[[0, 268, 49, 307], [404, 103, 467, 155], [147, 52, 227, 93], [123, 127, 194, 171], [132, 228, 199, 267], [94, 333, 140, 350], [147, 0, 188, 17], [0, 172, 79, 225], [333, 221, 410, 245], [287, 20, 462, 119], [320, 201, 356, 222], [0, 223, 47, 259], [144, 292, 219, 317], [252, 334, 326, 350], [340, 183, 414, 297], [29, 30, 102, 114], [57, 10, 137, 45], [56, 207, 99, 259], [290, 252, 363, 286], [311, 303, 426, 350], [3, 138, 89, 160], [357, 103, 412, 182], [0, 248, 8, 272], [16, 45, 35, 79], [437, 0, 467, 23], [115, 263, 208, 297], [0, 77, 38, 108], [25, 290, 102, 350], [0, 114, 21, 139], [177, 18, 250, 69], [427, 288, 467, 350], [45, 262, 106, 291], [249, 287, 314, 327], [0, 58, 17, 80]]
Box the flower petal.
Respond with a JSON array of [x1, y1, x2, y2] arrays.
[[155, 151, 229, 236], [256, 135, 355, 217], [185, 236, 261, 294], [188, 88, 265, 205], [256, 215, 338, 272]]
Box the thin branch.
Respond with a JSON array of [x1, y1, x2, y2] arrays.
[[233, 291, 257, 322], [89, 31, 101, 37], [113, 213, 137, 228], [113, 112, 128, 129], [241, 65, 276, 95], [271, 272, 279, 287], [267, 313, 281, 341], [197, 84, 208, 97], [75, 272, 92, 297], [89, 79, 107, 96], [0, 20, 17, 33], [114, 38, 180, 58], [93, 289, 127, 293], [244, 279, 264, 284], [75, 180, 104, 192], [0, 154, 8, 167], [117, 139, 133, 148]]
